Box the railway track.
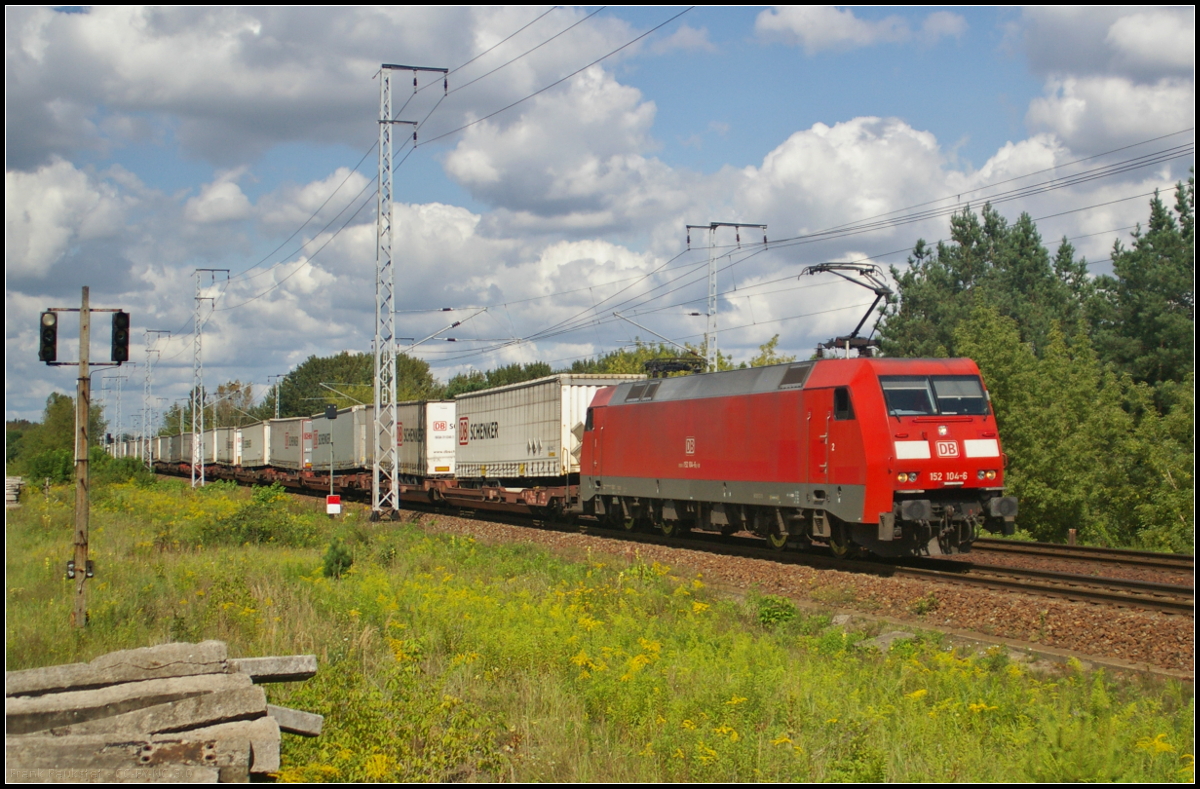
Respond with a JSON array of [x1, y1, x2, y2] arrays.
[[897, 556, 1194, 617], [438, 508, 1196, 618], [210, 482, 1196, 618], [971, 538, 1194, 573]]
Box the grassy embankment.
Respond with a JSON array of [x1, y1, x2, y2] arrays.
[[5, 478, 1194, 782]]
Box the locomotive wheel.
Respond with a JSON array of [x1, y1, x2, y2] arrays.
[[766, 528, 789, 551], [660, 519, 690, 538], [828, 522, 861, 560]]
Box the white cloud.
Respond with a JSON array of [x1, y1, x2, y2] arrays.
[[919, 11, 968, 46], [184, 168, 253, 224], [5, 157, 128, 278], [755, 7, 965, 54], [5, 6, 639, 168], [1009, 9, 1195, 153], [1026, 76, 1195, 153], [443, 66, 671, 228], [649, 23, 716, 55], [257, 167, 372, 230], [1016, 7, 1195, 81], [1106, 11, 1195, 73], [737, 117, 966, 237]]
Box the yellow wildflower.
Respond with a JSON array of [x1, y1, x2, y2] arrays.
[[1135, 734, 1176, 755]]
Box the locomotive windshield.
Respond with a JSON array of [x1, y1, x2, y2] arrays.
[[880, 375, 989, 416]]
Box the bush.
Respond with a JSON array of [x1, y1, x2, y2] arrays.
[[195, 482, 319, 547], [322, 538, 353, 579]]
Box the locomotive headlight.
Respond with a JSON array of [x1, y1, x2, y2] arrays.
[[977, 470, 997, 481], [898, 472, 918, 483], [909, 472, 919, 482]]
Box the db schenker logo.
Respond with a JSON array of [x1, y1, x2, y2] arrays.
[[458, 417, 470, 445]]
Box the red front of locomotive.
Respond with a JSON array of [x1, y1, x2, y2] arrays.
[[580, 358, 1016, 556]]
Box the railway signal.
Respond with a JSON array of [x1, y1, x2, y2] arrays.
[[38, 312, 58, 362], [111, 311, 130, 362], [36, 287, 131, 628]]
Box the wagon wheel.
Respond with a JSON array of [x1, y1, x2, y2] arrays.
[[766, 527, 789, 551], [621, 514, 641, 532]]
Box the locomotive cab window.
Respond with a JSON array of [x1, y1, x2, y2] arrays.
[[880, 375, 989, 416], [834, 387, 855, 420], [585, 407, 594, 432], [930, 376, 988, 415]]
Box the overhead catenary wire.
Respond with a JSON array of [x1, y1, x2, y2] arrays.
[[447, 7, 607, 96], [417, 7, 695, 147], [420, 181, 1186, 366]]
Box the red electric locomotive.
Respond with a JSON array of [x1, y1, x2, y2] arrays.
[[580, 358, 1017, 557]]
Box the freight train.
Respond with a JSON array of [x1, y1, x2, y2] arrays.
[[114, 359, 1017, 557]]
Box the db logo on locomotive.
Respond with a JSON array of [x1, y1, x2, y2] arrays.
[[935, 440, 959, 458]]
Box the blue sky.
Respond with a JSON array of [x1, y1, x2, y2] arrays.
[[6, 6, 1195, 428]]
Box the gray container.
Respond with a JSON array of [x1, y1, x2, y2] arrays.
[[237, 422, 270, 468], [213, 427, 236, 464], [309, 405, 373, 472], [394, 401, 457, 476], [269, 417, 310, 470], [455, 374, 642, 479]]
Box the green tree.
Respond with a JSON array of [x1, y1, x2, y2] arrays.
[[1090, 177, 1195, 386], [955, 305, 1192, 550], [569, 341, 698, 375], [250, 351, 441, 419], [12, 392, 107, 478], [742, 335, 797, 368], [879, 204, 1092, 358], [444, 362, 552, 397]]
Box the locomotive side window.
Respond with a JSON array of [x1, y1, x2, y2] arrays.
[[880, 376, 936, 416], [585, 407, 594, 432], [930, 376, 988, 415], [834, 387, 855, 420]]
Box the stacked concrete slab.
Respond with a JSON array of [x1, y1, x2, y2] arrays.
[[5, 641, 322, 783]]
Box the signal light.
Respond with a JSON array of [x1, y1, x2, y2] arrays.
[[111, 311, 130, 363], [38, 312, 57, 362]]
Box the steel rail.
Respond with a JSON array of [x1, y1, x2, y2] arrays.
[[972, 538, 1194, 572]]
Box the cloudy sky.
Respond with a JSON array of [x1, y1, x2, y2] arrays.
[[6, 6, 1195, 428]]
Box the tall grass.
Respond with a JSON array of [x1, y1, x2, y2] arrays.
[[6, 480, 1194, 782]]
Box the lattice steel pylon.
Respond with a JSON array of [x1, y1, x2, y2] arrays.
[[192, 270, 227, 487], [372, 63, 445, 517], [143, 330, 169, 468], [686, 222, 768, 370]]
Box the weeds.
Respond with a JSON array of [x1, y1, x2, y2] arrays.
[[5, 478, 1194, 782]]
